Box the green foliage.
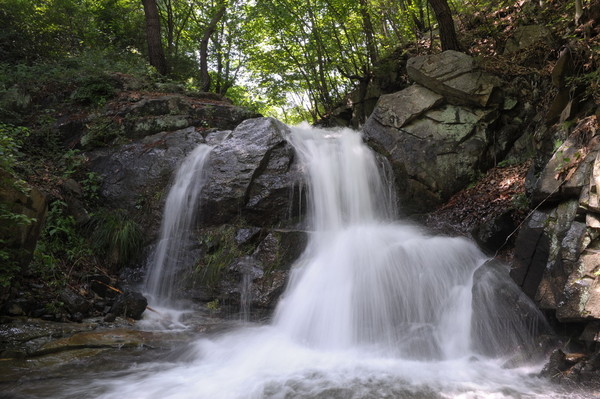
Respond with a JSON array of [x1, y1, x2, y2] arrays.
[[0, 0, 145, 64], [511, 193, 530, 211], [86, 208, 144, 268], [0, 240, 21, 287], [206, 299, 220, 312], [69, 75, 118, 106], [60, 149, 87, 178], [81, 116, 126, 149], [32, 200, 93, 285], [81, 172, 102, 202], [0, 203, 36, 287], [0, 123, 29, 175], [0, 123, 34, 287], [196, 225, 250, 289]]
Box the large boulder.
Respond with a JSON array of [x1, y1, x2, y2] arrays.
[[200, 117, 303, 227], [406, 50, 501, 107], [364, 88, 500, 214], [210, 228, 309, 309], [363, 51, 519, 214]]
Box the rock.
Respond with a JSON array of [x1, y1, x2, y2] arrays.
[[541, 349, 572, 376], [60, 289, 90, 316], [109, 292, 147, 320], [34, 329, 155, 356], [200, 117, 302, 227], [504, 25, 554, 54], [370, 85, 444, 130], [556, 242, 600, 321], [510, 210, 552, 298], [580, 322, 600, 343], [545, 88, 571, 125], [99, 93, 259, 141], [364, 101, 500, 213], [551, 48, 573, 89], [234, 227, 262, 247], [513, 119, 600, 322], [532, 127, 599, 205], [103, 313, 117, 322], [406, 51, 501, 107], [472, 260, 552, 357], [89, 275, 118, 298], [0, 317, 99, 358], [471, 211, 516, 254], [199, 226, 308, 310], [87, 126, 206, 235]]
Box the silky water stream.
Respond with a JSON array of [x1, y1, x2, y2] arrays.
[[56, 126, 584, 398]]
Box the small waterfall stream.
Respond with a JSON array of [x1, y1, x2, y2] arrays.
[[83, 125, 575, 398], [143, 144, 212, 306]]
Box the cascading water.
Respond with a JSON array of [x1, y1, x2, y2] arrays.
[[76, 125, 577, 399], [143, 144, 212, 306]]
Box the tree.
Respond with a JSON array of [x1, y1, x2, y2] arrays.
[[427, 0, 460, 51], [141, 0, 168, 74], [198, 3, 227, 92], [574, 0, 583, 24]]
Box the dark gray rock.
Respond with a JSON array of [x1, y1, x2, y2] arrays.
[[472, 211, 516, 254], [234, 227, 262, 246], [60, 289, 90, 316], [89, 275, 118, 298], [510, 210, 552, 298], [87, 126, 206, 235], [200, 117, 302, 227], [208, 228, 308, 310], [0, 172, 47, 269], [532, 132, 597, 205], [100, 93, 259, 140], [109, 292, 147, 320], [370, 85, 444, 129]]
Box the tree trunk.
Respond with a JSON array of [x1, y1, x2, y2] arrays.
[[199, 5, 227, 92], [575, 0, 583, 24], [359, 0, 378, 66], [427, 0, 460, 51], [141, 0, 168, 75]]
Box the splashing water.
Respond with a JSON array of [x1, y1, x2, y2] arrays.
[[143, 144, 212, 307], [80, 125, 578, 399]]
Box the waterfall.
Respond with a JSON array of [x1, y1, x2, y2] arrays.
[[274, 124, 544, 359], [144, 144, 212, 306], [86, 125, 565, 399]]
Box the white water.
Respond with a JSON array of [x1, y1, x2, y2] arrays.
[[143, 144, 212, 307], [84, 125, 576, 398]]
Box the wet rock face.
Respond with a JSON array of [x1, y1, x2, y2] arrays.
[[88, 127, 206, 236], [89, 116, 305, 309]]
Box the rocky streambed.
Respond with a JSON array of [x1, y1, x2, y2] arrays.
[[0, 307, 250, 398]]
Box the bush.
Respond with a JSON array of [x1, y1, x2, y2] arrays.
[[86, 208, 144, 269]]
